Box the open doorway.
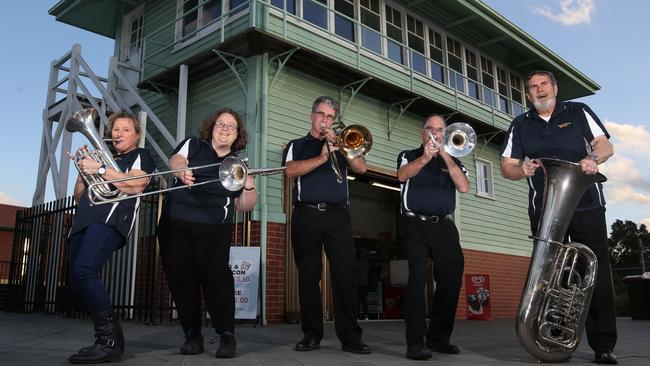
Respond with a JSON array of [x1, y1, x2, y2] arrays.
[[349, 171, 410, 321]]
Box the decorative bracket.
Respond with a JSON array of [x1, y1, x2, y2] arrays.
[[387, 97, 419, 140], [338, 77, 371, 120], [474, 130, 504, 160], [211, 49, 248, 94], [268, 48, 299, 91]]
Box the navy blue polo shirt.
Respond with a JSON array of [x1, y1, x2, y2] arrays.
[[70, 147, 155, 242], [500, 101, 609, 220], [163, 137, 243, 224], [282, 133, 349, 205], [397, 146, 468, 216]]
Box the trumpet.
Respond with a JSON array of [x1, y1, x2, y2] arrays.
[[87, 156, 286, 205], [427, 122, 476, 158], [321, 121, 373, 183]]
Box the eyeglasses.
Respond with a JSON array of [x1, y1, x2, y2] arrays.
[[424, 126, 444, 133], [214, 121, 237, 131], [313, 111, 336, 121]]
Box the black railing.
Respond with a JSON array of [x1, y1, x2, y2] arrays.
[[5, 184, 173, 323]]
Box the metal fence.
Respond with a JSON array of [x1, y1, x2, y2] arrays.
[[5, 187, 173, 323]]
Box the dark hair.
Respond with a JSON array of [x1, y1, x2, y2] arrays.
[[311, 96, 340, 117], [198, 108, 248, 151], [423, 114, 447, 127], [525, 70, 557, 88], [107, 111, 141, 146]]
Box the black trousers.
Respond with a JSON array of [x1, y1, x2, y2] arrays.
[[291, 204, 363, 345], [157, 215, 235, 334], [401, 215, 464, 345], [532, 207, 617, 353]]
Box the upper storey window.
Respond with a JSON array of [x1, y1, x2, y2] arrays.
[[177, 0, 247, 41], [360, 0, 382, 55], [407, 15, 425, 75]]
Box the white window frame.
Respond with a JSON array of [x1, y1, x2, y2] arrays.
[[173, 0, 248, 50], [475, 159, 495, 199]]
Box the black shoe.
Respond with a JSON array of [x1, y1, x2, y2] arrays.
[[341, 341, 371, 354], [215, 332, 236, 358], [295, 336, 320, 351], [406, 340, 432, 360], [68, 311, 125, 364], [426, 339, 460, 354], [180, 329, 204, 355], [595, 352, 618, 364]]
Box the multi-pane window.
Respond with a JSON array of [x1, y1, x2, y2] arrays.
[[428, 29, 445, 84], [480, 56, 495, 108], [446, 37, 464, 92], [475, 160, 494, 197], [334, 0, 355, 41], [179, 0, 246, 40], [304, 0, 328, 30], [407, 15, 425, 75], [385, 5, 404, 65], [127, 15, 144, 61], [271, 0, 296, 14], [360, 0, 382, 55], [497, 67, 510, 114], [465, 49, 480, 100], [510, 73, 524, 116]]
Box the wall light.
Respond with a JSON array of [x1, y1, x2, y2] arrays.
[[371, 181, 400, 192]]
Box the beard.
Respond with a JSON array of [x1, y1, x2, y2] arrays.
[[532, 97, 556, 111]]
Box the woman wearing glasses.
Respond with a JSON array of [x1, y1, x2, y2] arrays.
[[157, 108, 257, 358]]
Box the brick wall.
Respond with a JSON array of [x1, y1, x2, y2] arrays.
[[456, 248, 531, 319]]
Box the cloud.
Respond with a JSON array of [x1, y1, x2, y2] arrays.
[[599, 120, 650, 228], [641, 218, 650, 229], [532, 0, 595, 26], [605, 120, 650, 156], [0, 192, 25, 206]]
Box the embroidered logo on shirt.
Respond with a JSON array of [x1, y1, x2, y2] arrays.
[[441, 168, 449, 173], [558, 122, 573, 128]]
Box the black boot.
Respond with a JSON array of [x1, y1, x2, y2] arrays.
[[215, 331, 236, 358], [180, 329, 204, 355], [68, 311, 125, 364]]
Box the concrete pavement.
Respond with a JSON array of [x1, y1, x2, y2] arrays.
[[1, 311, 648, 365]]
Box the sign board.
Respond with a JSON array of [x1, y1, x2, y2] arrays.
[[229, 246, 261, 320], [465, 273, 492, 320]]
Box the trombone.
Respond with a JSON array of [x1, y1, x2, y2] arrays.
[[321, 120, 373, 183], [427, 122, 476, 158], [86, 156, 285, 205]]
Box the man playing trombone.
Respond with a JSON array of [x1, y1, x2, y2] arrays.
[[282, 96, 370, 354], [397, 114, 469, 360]]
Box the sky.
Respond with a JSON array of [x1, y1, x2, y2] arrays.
[[0, 0, 648, 233]]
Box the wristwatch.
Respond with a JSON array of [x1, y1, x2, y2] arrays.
[[588, 153, 599, 163], [97, 164, 107, 176]]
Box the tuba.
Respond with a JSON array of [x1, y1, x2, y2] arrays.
[[322, 120, 373, 183], [427, 122, 476, 157], [66, 108, 123, 201], [516, 158, 603, 362]]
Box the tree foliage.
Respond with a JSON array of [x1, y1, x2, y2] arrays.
[[608, 219, 650, 272]]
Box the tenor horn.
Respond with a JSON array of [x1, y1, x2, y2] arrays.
[[66, 108, 123, 200], [516, 158, 603, 362]]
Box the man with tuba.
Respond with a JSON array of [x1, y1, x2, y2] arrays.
[[397, 114, 470, 360], [500, 70, 617, 364], [282, 96, 371, 354]]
